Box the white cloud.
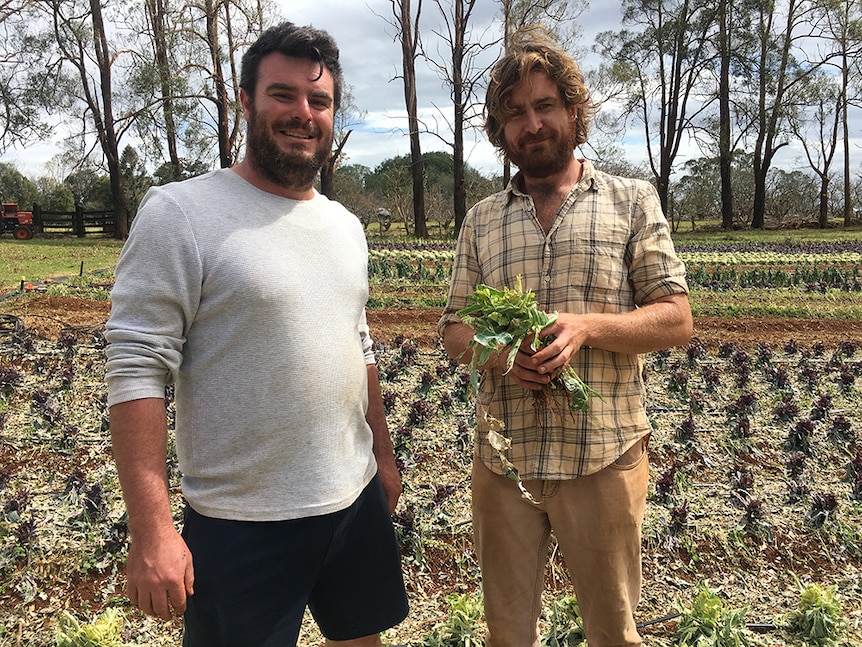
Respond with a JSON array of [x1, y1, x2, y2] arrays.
[[1, 140, 62, 178]]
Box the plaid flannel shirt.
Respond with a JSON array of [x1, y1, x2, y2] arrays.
[[438, 160, 689, 479]]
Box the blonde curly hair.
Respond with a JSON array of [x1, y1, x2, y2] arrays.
[[485, 25, 595, 150]]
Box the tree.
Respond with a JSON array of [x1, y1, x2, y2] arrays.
[[0, 1, 54, 153], [130, 0, 267, 176], [64, 166, 112, 210], [707, 0, 770, 230], [120, 145, 152, 215], [816, 0, 862, 226], [320, 86, 365, 200], [790, 72, 841, 228], [671, 152, 756, 228], [38, 0, 133, 237], [34, 176, 75, 211], [170, 0, 270, 169], [716, 0, 734, 229], [366, 154, 415, 235], [0, 162, 39, 207], [139, 0, 184, 180], [671, 157, 720, 231], [425, 0, 486, 235], [595, 0, 718, 214], [152, 159, 211, 185], [389, 0, 428, 238], [332, 163, 376, 226], [766, 168, 818, 226], [740, 0, 821, 229]]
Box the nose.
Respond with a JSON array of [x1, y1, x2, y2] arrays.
[[291, 97, 314, 123], [523, 108, 542, 133]]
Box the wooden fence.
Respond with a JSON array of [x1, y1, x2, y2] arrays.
[[31, 204, 115, 237]]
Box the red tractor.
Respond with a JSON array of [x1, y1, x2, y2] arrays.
[[1, 202, 35, 240]]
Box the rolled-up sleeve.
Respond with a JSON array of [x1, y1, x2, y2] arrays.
[[105, 189, 201, 407], [628, 181, 689, 305]]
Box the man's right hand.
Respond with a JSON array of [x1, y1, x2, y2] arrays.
[[125, 528, 194, 621]]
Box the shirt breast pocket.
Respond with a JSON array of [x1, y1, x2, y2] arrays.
[[553, 236, 631, 310]]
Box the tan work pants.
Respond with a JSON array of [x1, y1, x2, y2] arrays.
[[471, 437, 649, 647]]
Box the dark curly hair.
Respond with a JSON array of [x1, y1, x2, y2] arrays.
[[485, 25, 595, 151], [240, 21, 343, 110]]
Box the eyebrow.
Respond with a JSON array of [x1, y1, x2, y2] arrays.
[[531, 94, 559, 105]]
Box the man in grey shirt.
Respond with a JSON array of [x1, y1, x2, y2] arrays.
[[105, 21, 408, 647]]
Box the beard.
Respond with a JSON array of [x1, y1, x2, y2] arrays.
[[503, 122, 578, 179], [245, 109, 333, 190]]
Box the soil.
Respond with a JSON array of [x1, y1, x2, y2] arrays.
[[368, 309, 862, 350], [7, 296, 860, 350], [3, 294, 862, 645]]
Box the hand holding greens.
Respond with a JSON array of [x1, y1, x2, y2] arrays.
[[456, 276, 603, 414]]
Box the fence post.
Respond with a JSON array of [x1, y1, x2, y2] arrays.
[[32, 204, 43, 233], [74, 205, 85, 237]]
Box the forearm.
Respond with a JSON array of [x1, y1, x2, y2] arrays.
[[109, 398, 176, 538], [365, 365, 394, 461], [366, 364, 401, 511], [578, 293, 693, 355]]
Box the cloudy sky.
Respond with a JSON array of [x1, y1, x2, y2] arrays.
[[3, 1, 850, 179], [279, 0, 860, 179], [1, 0, 625, 178], [275, 0, 621, 177]]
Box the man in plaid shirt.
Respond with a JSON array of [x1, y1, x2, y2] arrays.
[[438, 25, 693, 647]]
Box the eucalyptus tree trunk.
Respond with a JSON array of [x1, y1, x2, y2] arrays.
[[145, 0, 183, 181], [44, 0, 130, 237], [393, 0, 428, 238], [428, 0, 480, 235], [718, 0, 734, 230], [89, 0, 129, 238], [204, 0, 232, 168]]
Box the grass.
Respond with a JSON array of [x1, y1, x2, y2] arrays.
[[690, 287, 862, 319], [673, 221, 862, 245], [3, 231, 862, 318], [0, 238, 125, 292]]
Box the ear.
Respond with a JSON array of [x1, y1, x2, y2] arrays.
[[240, 88, 252, 123]]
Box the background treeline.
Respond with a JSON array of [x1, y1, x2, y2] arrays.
[[0, 0, 860, 238], [3, 148, 860, 238]]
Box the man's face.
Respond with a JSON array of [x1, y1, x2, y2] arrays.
[[500, 71, 578, 179], [242, 53, 335, 189]]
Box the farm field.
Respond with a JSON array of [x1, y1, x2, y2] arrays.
[[1, 235, 861, 646]]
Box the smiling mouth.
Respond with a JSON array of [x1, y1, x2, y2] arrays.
[[282, 129, 314, 140]]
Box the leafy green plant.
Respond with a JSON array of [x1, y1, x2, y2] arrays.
[[55, 608, 127, 647], [456, 277, 602, 415], [421, 591, 485, 646], [541, 594, 586, 646], [675, 583, 751, 647], [786, 581, 846, 647]]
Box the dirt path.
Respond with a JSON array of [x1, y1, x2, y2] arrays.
[[4, 297, 861, 350], [369, 310, 862, 350]]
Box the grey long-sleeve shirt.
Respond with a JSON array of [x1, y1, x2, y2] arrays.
[[105, 169, 377, 521]]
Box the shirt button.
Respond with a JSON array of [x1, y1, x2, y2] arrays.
[[544, 274, 551, 283]]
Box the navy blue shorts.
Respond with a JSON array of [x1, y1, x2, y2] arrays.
[[181, 475, 409, 646]]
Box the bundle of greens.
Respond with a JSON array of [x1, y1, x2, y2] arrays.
[[456, 276, 603, 415], [457, 277, 604, 503]]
